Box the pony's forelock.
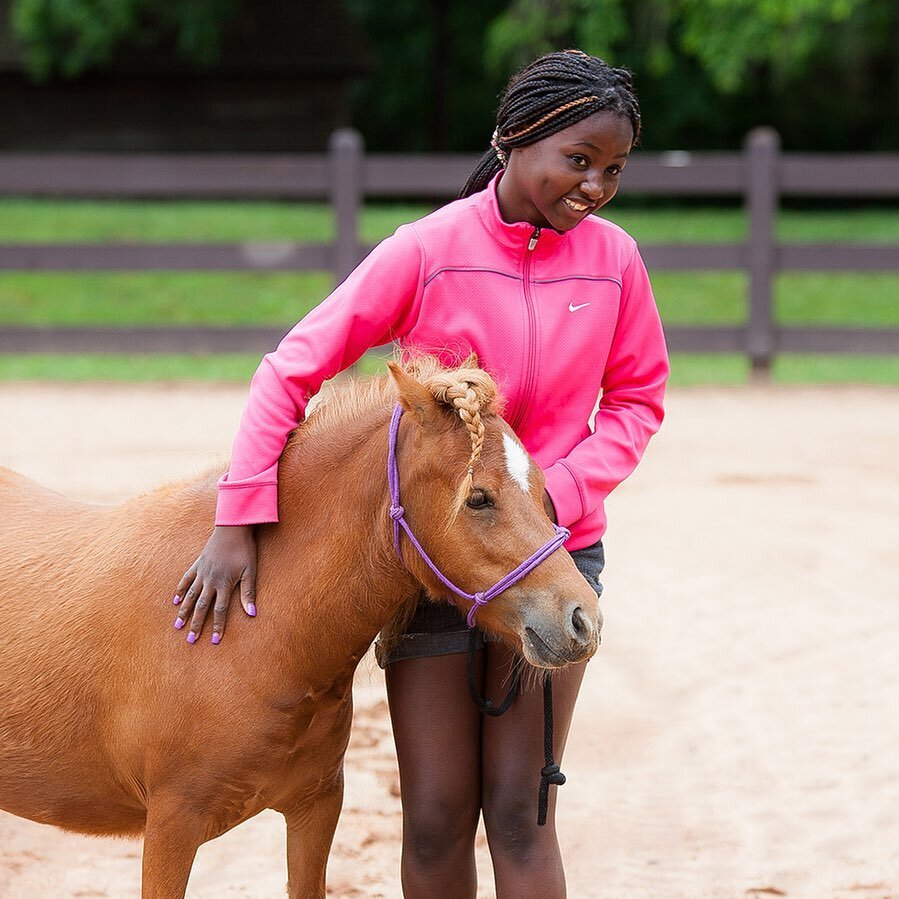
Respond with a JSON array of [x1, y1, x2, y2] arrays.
[[303, 354, 503, 517], [402, 355, 501, 516]]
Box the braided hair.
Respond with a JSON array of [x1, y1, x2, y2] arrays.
[[460, 49, 641, 199]]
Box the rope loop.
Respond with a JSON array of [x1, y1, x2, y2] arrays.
[[389, 504, 405, 521]]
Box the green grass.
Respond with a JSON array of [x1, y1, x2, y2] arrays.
[[0, 199, 896, 384], [776, 273, 899, 325], [2, 199, 897, 244], [667, 354, 899, 386], [0, 199, 438, 245], [0, 350, 390, 382], [0, 272, 329, 325]]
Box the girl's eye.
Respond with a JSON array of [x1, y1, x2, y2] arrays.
[[466, 489, 493, 509], [570, 155, 588, 168], [606, 165, 622, 177]]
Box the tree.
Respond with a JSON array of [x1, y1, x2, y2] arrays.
[[9, 0, 898, 149], [486, 0, 862, 92], [484, 0, 898, 150], [12, 0, 237, 79]]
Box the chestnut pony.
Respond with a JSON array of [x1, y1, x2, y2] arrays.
[[0, 358, 600, 898]]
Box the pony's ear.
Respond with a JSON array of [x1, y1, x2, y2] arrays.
[[460, 350, 479, 369], [388, 362, 440, 425]]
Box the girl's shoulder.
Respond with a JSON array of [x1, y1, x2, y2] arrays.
[[578, 213, 638, 249], [407, 194, 479, 234]]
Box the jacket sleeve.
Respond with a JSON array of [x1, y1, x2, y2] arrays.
[[542, 243, 669, 529], [215, 224, 425, 525]]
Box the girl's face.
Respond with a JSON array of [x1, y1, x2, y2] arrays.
[[497, 110, 633, 232]]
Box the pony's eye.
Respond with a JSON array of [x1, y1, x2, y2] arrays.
[[466, 489, 493, 509]]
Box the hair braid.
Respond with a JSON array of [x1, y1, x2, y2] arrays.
[[461, 49, 641, 198], [448, 384, 485, 510], [423, 366, 495, 511]]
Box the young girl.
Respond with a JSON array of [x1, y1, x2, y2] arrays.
[[174, 49, 668, 897]]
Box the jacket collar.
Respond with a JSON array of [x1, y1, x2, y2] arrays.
[[474, 171, 567, 256]]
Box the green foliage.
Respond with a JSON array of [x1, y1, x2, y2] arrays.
[[676, 0, 856, 91], [9, 0, 898, 148], [12, 0, 237, 79], [486, 0, 866, 92], [343, 0, 506, 151], [486, 0, 628, 73]]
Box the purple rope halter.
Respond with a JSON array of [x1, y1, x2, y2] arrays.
[[387, 403, 570, 627]]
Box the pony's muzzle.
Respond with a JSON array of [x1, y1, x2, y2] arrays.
[[520, 596, 601, 668]]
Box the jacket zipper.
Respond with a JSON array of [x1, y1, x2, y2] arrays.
[[511, 227, 540, 431]]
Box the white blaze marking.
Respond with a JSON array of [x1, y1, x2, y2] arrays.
[[503, 432, 531, 493]]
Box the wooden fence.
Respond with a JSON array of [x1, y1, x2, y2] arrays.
[[1, 127, 898, 373]]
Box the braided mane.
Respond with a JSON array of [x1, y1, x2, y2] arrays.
[[303, 354, 501, 476], [406, 356, 500, 512], [299, 355, 501, 518]]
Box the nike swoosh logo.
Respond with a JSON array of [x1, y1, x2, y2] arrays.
[[568, 302, 591, 312]]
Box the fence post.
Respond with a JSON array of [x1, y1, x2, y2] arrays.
[[745, 127, 780, 379], [329, 128, 364, 285]]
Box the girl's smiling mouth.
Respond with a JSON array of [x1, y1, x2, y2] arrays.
[[563, 197, 595, 214]]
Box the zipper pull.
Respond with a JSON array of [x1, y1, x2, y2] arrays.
[[527, 227, 540, 251]]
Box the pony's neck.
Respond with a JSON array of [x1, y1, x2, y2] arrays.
[[256, 403, 416, 687]]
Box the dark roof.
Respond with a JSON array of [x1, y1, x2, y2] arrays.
[[0, 0, 372, 75]]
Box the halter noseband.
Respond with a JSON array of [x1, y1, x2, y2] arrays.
[[387, 403, 570, 627]]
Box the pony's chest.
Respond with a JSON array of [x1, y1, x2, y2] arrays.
[[266, 677, 354, 758]]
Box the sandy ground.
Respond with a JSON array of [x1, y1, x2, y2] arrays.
[[0, 382, 897, 899]]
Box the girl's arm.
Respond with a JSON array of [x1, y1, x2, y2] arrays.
[[542, 245, 669, 528], [218, 224, 426, 525], [174, 225, 426, 642]]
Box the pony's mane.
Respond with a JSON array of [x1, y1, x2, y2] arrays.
[[302, 354, 502, 509], [304, 355, 497, 429]]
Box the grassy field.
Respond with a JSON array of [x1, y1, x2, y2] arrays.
[[0, 199, 897, 385]]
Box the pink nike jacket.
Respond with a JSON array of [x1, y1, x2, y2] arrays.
[[216, 172, 669, 550]]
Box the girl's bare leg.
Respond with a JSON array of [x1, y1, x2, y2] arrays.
[[481, 644, 587, 899], [386, 650, 485, 899]]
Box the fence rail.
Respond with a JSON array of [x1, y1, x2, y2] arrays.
[[1, 127, 898, 372]]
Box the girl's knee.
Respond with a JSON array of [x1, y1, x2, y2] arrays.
[[483, 790, 554, 864], [403, 794, 479, 866]]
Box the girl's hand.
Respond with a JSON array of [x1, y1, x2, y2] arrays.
[[173, 525, 257, 644]]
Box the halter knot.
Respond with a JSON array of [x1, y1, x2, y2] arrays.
[[541, 764, 566, 786], [466, 592, 489, 628], [389, 505, 405, 521]]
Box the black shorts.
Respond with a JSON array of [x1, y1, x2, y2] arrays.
[[376, 540, 604, 667]]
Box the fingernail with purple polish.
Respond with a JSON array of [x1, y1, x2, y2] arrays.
[[173, 594, 181, 605], [248, 603, 257, 617], [186, 632, 197, 644], [174, 618, 185, 629], [211, 633, 221, 645]]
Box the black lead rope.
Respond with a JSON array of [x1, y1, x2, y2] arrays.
[[537, 673, 566, 826], [465, 630, 566, 826], [466, 628, 519, 716]]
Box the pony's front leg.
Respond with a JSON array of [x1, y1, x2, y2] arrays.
[[140, 797, 206, 899], [278, 774, 345, 899]]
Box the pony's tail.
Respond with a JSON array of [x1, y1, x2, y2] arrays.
[[460, 148, 503, 198]]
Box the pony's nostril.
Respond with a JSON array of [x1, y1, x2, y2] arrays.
[[571, 606, 590, 642]]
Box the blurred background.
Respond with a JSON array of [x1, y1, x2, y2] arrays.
[[1, 6, 898, 897], [0, 0, 897, 383]]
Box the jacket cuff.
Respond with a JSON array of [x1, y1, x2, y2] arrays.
[[542, 461, 584, 529], [215, 476, 279, 526]]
